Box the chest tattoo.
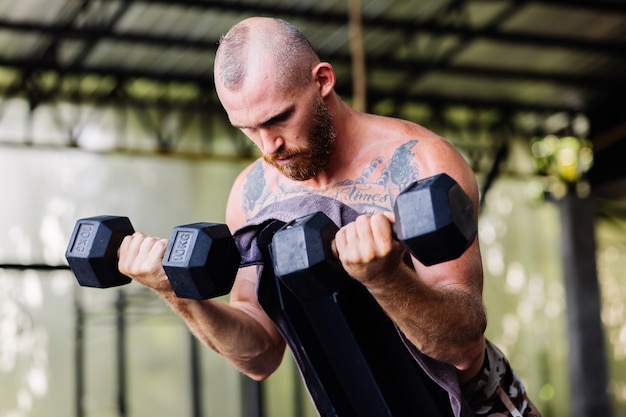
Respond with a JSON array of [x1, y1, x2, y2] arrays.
[[241, 140, 420, 219]]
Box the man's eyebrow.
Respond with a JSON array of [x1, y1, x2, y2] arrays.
[[262, 105, 295, 126], [234, 105, 295, 130]]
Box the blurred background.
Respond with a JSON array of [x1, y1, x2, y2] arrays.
[[0, 0, 625, 416]]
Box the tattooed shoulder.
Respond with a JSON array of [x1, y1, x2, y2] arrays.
[[242, 160, 269, 216], [386, 139, 419, 191], [240, 161, 309, 218]]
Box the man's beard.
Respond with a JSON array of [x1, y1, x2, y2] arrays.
[[263, 97, 336, 181]]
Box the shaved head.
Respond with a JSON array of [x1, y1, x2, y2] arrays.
[[215, 17, 320, 92], [215, 18, 337, 182]]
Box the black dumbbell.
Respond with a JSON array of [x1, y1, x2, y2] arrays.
[[270, 173, 477, 299], [393, 172, 476, 266], [65, 215, 134, 288], [65, 216, 241, 299], [269, 212, 346, 300], [162, 222, 241, 299]]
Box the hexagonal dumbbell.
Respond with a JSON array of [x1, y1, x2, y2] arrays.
[[269, 173, 477, 300], [65, 216, 241, 300], [270, 212, 347, 300], [65, 215, 134, 288], [162, 222, 241, 300], [393, 173, 477, 266]]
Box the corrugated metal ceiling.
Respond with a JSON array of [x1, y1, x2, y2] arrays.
[[0, 0, 625, 189]]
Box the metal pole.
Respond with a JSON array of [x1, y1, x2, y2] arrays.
[[559, 187, 611, 417], [74, 288, 85, 417], [240, 375, 264, 417], [189, 333, 202, 417], [115, 290, 128, 417], [292, 360, 304, 417]]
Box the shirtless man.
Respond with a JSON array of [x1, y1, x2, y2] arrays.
[[118, 17, 540, 417]]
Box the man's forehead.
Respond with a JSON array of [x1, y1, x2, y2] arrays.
[[217, 58, 301, 127]]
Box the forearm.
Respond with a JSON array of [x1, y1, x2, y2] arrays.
[[161, 290, 286, 380], [366, 262, 487, 373], [118, 234, 285, 380]]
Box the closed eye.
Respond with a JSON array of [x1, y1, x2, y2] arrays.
[[261, 106, 294, 128], [232, 105, 295, 131]]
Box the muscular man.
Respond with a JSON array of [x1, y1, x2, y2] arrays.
[[118, 17, 540, 417]]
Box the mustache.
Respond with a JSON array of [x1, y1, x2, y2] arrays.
[[263, 147, 305, 163]]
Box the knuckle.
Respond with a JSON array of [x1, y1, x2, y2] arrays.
[[355, 214, 371, 227]]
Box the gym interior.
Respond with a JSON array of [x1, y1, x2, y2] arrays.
[[1, 1, 625, 416]]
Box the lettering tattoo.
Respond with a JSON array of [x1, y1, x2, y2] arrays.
[[241, 140, 420, 219]]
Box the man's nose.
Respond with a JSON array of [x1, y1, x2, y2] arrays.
[[258, 128, 284, 155]]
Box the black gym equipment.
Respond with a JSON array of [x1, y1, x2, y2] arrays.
[[256, 219, 340, 416], [262, 173, 475, 416], [268, 212, 454, 417], [65, 216, 241, 299]]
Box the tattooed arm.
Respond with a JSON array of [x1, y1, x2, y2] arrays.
[[333, 135, 487, 384]]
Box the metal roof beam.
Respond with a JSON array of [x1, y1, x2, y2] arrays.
[[0, 51, 623, 92], [0, 10, 624, 56], [0, 49, 626, 96], [0, 74, 578, 114], [125, 0, 626, 54], [121, 0, 626, 16], [509, 0, 626, 14]]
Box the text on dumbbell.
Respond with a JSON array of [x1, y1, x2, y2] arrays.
[[69, 223, 96, 255], [167, 231, 193, 263]]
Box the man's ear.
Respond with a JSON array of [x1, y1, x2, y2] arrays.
[[312, 62, 336, 98]]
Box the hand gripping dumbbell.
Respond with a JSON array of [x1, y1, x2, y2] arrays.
[[270, 173, 477, 299], [65, 215, 241, 299]]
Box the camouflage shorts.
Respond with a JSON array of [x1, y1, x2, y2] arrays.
[[461, 341, 542, 417]]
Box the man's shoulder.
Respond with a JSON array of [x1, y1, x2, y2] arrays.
[[365, 113, 442, 140], [229, 117, 462, 223]]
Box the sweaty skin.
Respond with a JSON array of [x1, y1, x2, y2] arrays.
[[118, 16, 487, 384]]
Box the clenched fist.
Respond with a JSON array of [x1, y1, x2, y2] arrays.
[[118, 232, 172, 293], [333, 213, 406, 286]]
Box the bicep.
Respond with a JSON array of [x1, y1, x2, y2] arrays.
[[225, 170, 249, 228], [417, 137, 480, 215], [411, 238, 483, 296], [229, 266, 263, 310], [230, 265, 284, 343], [410, 135, 483, 294], [225, 165, 281, 339]]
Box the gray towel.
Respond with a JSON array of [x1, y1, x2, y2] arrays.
[[233, 194, 360, 267], [232, 194, 472, 417]]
